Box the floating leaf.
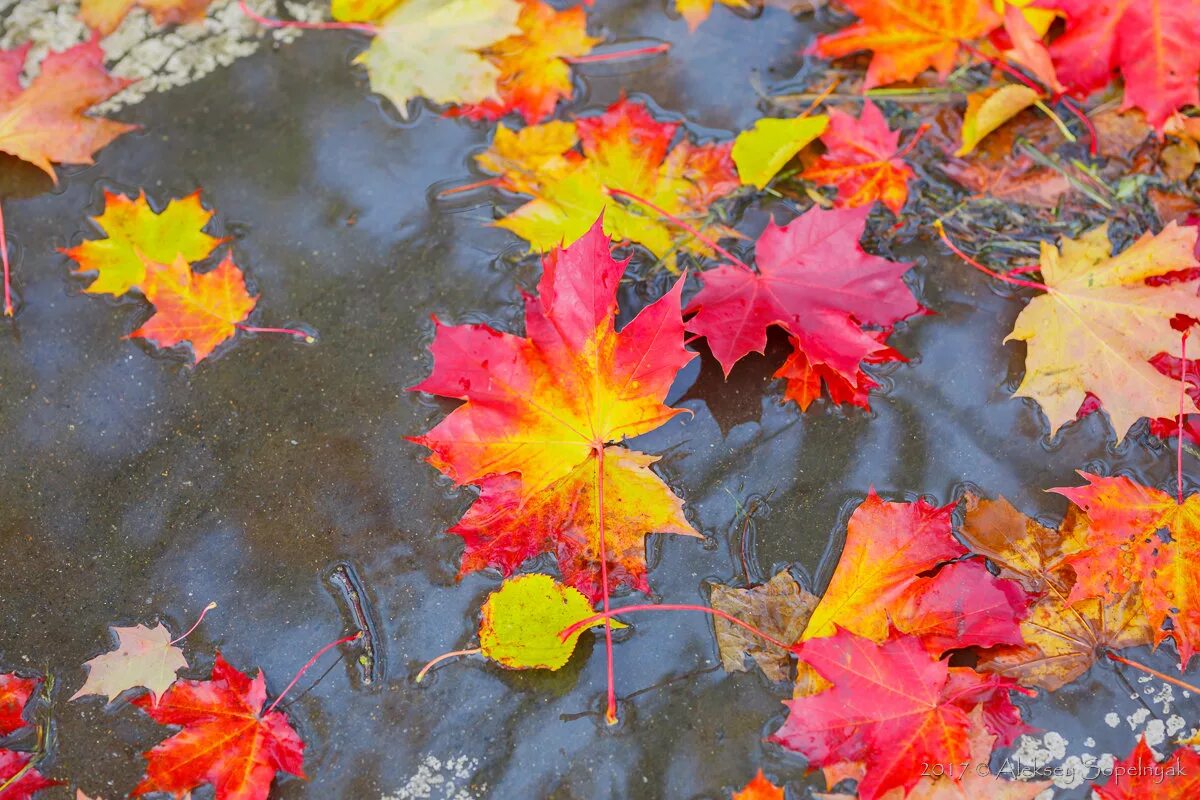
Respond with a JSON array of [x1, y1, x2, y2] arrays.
[[71, 623, 189, 706], [1094, 737, 1200, 799], [732, 769, 784, 800], [800, 101, 915, 214], [0, 674, 38, 736], [675, 0, 752, 31], [710, 571, 817, 682], [957, 84, 1041, 156], [0, 751, 57, 800], [79, 0, 214, 36], [732, 114, 829, 189]]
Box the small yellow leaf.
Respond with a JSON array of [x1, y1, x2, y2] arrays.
[[331, 0, 401, 22], [733, 115, 829, 189], [956, 84, 1040, 156], [992, 0, 1056, 36], [478, 574, 624, 670]]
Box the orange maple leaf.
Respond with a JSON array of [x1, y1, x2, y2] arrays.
[[800, 100, 916, 215], [411, 218, 700, 601], [732, 769, 784, 800], [810, 0, 1001, 88], [79, 0, 214, 36], [1053, 473, 1200, 669], [1094, 738, 1200, 799], [448, 0, 602, 124], [0, 38, 136, 181], [130, 253, 258, 364], [132, 653, 304, 800]]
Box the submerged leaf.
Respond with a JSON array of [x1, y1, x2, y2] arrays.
[[710, 571, 817, 682]]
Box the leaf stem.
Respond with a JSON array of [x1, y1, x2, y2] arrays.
[[438, 178, 504, 198], [559, 603, 793, 652], [169, 601, 217, 646], [1106, 651, 1200, 696], [893, 122, 931, 160], [237, 0, 377, 34], [264, 632, 361, 715], [415, 648, 482, 683], [604, 187, 749, 270], [595, 446, 618, 725], [1, 200, 11, 317], [1033, 100, 1077, 143], [1179, 332, 1190, 505], [933, 220, 1050, 291], [236, 323, 315, 343], [564, 43, 670, 64]]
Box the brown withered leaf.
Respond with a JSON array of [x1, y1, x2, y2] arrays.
[[710, 571, 816, 682]]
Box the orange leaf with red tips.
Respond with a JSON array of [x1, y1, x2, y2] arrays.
[[1044, 0, 1200, 129], [410, 218, 700, 601], [801, 101, 916, 215], [447, 0, 601, 124], [684, 206, 923, 411], [0, 750, 58, 800], [0, 674, 38, 736], [132, 652, 305, 800], [809, 0, 1001, 88], [772, 627, 1029, 800], [79, 0, 214, 36], [131, 253, 257, 364], [1053, 472, 1200, 669], [0, 38, 136, 181], [732, 769, 784, 800], [1094, 738, 1200, 799]]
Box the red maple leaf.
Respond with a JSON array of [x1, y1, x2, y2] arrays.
[[685, 206, 923, 411], [800, 101, 916, 215], [1042, 0, 1200, 129], [1094, 737, 1200, 799], [0, 674, 38, 737], [132, 653, 305, 800], [773, 627, 1028, 800], [0, 750, 57, 800]]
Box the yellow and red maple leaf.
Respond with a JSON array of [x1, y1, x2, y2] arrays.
[[79, 0, 214, 36], [410, 218, 700, 601], [1053, 472, 1200, 668], [478, 97, 739, 267], [1094, 738, 1200, 799], [132, 653, 304, 800], [131, 253, 258, 364], [801, 100, 916, 214], [732, 769, 784, 800], [809, 0, 1001, 88], [447, 0, 601, 124], [772, 627, 1029, 800], [0, 38, 136, 181]]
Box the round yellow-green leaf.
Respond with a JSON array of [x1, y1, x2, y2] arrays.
[[732, 115, 829, 189], [479, 574, 624, 671]]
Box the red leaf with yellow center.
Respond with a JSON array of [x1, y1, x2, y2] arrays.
[[447, 0, 601, 124], [800, 101, 916, 215], [1053, 472, 1200, 668], [772, 627, 1028, 800], [1094, 738, 1200, 799], [0, 673, 38, 736], [809, 0, 1001, 88], [684, 206, 923, 411], [0, 750, 58, 800], [0, 38, 136, 181], [481, 98, 739, 267], [130, 253, 258, 364], [132, 653, 305, 800], [1044, 0, 1200, 129], [411, 218, 700, 601]]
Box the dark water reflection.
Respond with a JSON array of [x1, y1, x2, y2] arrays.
[[0, 2, 1193, 798]]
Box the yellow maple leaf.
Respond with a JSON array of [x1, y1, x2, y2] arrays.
[[957, 84, 1041, 156], [1006, 223, 1200, 438], [675, 0, 752, 31]]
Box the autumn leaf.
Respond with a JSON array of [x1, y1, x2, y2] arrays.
[[959, 494, 1154, 691], [477, 574, 623, 670], [676, 0, 751, 31], [331, 0, 401, 20], [957, 85, 1041, 156], [997, 4, 1061, 94], [79, 0, 214, 36], [0, 674, 38, 736], [1094, 737, 1200, 799], [1006, 223, 1200, 439], [732, 114, 830, 190], [685, 206, 922, 411], [814, 707, 1051, 800], [61, 190, 223, 297], [474, 120, 581, 195], [710, 571, 817, 682], [482, 97, 739, 268], [130, 253, 257, 364], [1053, 472, 1200, 668], [411, 217, 700, 602], [353, 0, 522, 118], [132, 653, 305, 800], [772, 627, 1028, 800], [809, 0, 1001, 88], [732, 769, 784, 800], [799, 492, 1026, 652], [446, 0, 602, 124], [71, 623, 189, 706], [800, 101, 916, 214], [1044, 0, 1200, 129], [0, 38, 136, 181], [0, 750, 57, 800]]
